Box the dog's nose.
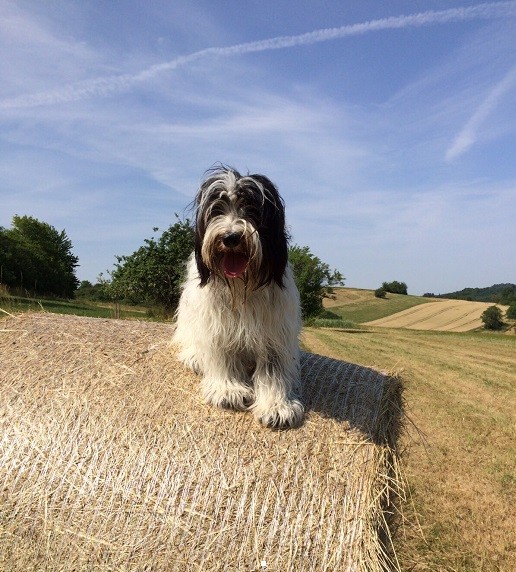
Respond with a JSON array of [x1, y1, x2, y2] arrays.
[[222, 231, 242, 248]]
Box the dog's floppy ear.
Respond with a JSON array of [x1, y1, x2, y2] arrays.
[[194, 179, 213, 287], [250, 174, 289, 289], [194, 229, 211, 287]]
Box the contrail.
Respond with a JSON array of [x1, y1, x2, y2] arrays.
[[445, 64, 516, 161], [1, 1, 515, 109]]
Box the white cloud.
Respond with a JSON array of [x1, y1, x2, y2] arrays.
[[445, 64, 516, 160], [1, 1, 515, 109]]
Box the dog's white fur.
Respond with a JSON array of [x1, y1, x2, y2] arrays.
[[173, 168, 304, 428]]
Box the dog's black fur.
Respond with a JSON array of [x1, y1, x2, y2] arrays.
[[194, 166, 288, 289]]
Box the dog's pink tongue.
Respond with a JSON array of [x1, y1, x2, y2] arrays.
[[223, 252, 248, 278]]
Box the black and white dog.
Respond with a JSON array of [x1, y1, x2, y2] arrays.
[[173, 166, 304, 428]]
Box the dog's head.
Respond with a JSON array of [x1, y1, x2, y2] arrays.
[[194, 166, 288, 290]]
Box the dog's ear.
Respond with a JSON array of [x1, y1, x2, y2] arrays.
[[194, 228, 211, 287], [194, 180, 213, 287], [251, 175, 289, 289]]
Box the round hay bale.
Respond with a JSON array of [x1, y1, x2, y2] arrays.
[[0, 312, 404, 571]]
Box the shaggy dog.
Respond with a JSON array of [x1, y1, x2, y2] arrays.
[[173, 166, 304, 428]]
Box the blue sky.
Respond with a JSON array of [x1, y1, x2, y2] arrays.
[[1, 0, 515, 295]]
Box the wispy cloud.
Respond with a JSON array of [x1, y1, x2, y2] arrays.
[[1, 1, 515, 110], [445, 63, 516, 160]]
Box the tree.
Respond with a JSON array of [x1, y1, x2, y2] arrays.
[[481, 306, 505, 331], [382, 281, 408, 295], [374, 287, 387, 299], [499, 285, 516, 305], [288, 245, 344, 320], [506, 302, 516, 320], [75, 280, 112, 302], [0, 215, 79, 297], [106, 218, 194, 314]]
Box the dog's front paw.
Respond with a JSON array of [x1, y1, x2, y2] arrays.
[[253, 398, 304, 429], [201, 378, 254, 411]]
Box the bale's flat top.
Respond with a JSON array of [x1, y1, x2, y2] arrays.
[[0, 313, 403, 572]]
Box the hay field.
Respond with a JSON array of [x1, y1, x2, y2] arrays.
[[365, 299, 509, 332], [302, 326, 516, 571], [324, 289, 434, 325], [324, 288, 376, 308], [1, 312, 403, 572]]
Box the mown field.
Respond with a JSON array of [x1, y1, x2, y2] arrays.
[[366, 299, 509, 332], [304, 289, 515, 571], [323, 288, 435, 324]]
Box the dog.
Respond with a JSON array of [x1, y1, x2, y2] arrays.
[[173, 166, 304, 428]]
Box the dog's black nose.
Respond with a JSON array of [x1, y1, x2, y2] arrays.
[[222, 232, 242, 248]]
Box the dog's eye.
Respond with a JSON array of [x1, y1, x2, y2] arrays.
[[208, 199, 229, 217], [239, 205, 261, 226], [210, 205, 224, 217]]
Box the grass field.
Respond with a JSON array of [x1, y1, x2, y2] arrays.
[[302, 326, 516, 571], [324, 288, 435, 324], [0, 294, 151, 320]]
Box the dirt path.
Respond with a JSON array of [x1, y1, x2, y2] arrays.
[[364, 299, 507, 332]]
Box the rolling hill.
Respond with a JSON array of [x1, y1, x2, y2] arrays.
[[433, 283, 515, 303], [325, 288, 509, 332], [364, 299, 508, 332]]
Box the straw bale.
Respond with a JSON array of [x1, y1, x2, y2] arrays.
[[0, 312, 404, 571]]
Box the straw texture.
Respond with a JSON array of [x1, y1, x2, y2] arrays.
[[0, 313, 404, 571]]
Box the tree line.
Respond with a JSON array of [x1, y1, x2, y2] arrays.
[[1, 215, 79, 298], [1, 215, 344, 320]]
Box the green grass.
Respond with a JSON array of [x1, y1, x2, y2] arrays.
[[306, 317, 360, 329], [328, 292, 434, 324], [303, 326, 516, 571], [0, 295, 151, 320]]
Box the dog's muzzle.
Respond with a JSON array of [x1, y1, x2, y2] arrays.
[[221, 232, 249, 278]]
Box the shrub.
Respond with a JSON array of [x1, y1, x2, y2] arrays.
[[106, 218, 194, 315], [382, 281, 408, 295], [374, 288, 387, 299], [481, 306, 505, 331], [289, 245, 344, 320], [506, 302, 516, 320]]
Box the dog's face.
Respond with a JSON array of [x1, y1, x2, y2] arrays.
[[194, 167, 288, 290]]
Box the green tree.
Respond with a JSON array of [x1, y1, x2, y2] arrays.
[[0, 215, 79, 297], [374, 287, 387, 299], [506, 302, 516, 320], [499, 285, 516, 305], [382, 280, 408, 295], [481, 306, 505, 331], [106, 218, 194, 314], [288, 245, 344, 320]]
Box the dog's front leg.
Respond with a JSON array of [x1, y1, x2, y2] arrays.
[[251, 350, 304, 429], [200, 353, 254, 412]]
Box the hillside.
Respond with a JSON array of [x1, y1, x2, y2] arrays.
[[434, 283, 516, 303], [364, 299, 509, 332], [324, 288, 511, 332], [324, 288, 433, 324]]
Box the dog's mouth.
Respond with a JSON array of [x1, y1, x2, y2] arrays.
[[222, 251, 249, 278]]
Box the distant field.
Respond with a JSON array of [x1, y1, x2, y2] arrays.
[[326, 288, 510, 333], [365, 299, 509, 332], [0, 295, 150, 320], [302, 326, 516, 571], [324, 288, 435, 324]]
